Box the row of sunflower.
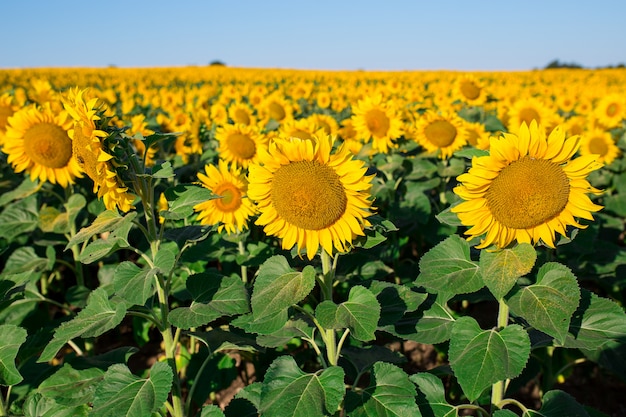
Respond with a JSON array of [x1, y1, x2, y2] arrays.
[[0, 66, 625, 417]]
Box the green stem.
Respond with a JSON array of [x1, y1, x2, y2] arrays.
[[456, 404, 491, 417], [320, 250, 338, 366], [496, 398, 529, 415], [0, 390, 7, 417], [492, 298, 510, 410], [238, 238, 248, 284], [185, 350, 213, 416]]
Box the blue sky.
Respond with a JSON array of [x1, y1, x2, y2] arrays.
[[2, 0, 625, 71]]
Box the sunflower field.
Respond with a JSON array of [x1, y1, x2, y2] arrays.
[[0, 66, 625, 417]]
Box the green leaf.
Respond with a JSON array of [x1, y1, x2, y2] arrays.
[[0, 178, 40, 206], [154, 242, 178, 275], [526, 390, 590, 417], [151, 160, 175, 179], [316, 285, 380, 341], [39, 288, 128, 362], [506, 262, 580, 344], [259, 356, 345, 417], [0, 324, 27, 385], [416, 235, 483, 296], [2, 246, 48, 275], [410, 372, 456, 417], [449, 316, 530, 401], [77, 212, 136, 264], [38, 364, 104, 406], [188, 328, 260, 355], [368, 281, 428, 327], [255, 317, 315, 348], [344, 362, 422, 417], [225, 382, 261, 417], [0, 194, 39, 241], [164, 225, 212, 245], [479, 243, 536, 300], [341, 345, 406, 376], [494, 411, 519, 417], [23, 392, 89, 417], [162, 183, 216, 220], [563, 290, 626, 349], [231, 310, 288, 335], [66, 210, 136, 249], [435, 204, 464, 227], [251, 255, 315, 319], [113, 262, 158, 306], [0, 270, 33, 301], [200, 405, 226, 416], [90, 362, 173, 417], [168, 272, 249, 329]]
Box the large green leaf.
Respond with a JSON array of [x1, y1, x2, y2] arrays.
[[168, 272, 249, 329], [251, 255, 316, 319], [200, 405, 226, 417], [449, 316, 530, 401], [344, 362, 421, 417], [224, 382, 261, 417], [259, 356, 345, 417], [66, 210, 136, 249], [410, 372, 456, 417], [78, 212, 136, 264], [479, 243, 536, 300], [0, 194, 39, 241], [563, 290, 626, 350], [255, 317, 315, 348], [39, 288, 128, 362], [38, 364, 104, 407], [113, 262, 158, 306], [2, 246, 48, 275], [526, 390, 590, 417], [368, 281, 428, 326], [90, 362, 173, 417], [507, 262, 580, 344], [162, 183, 216, 220], [230, 310, 288, 335], [416, 235, 483, 296], [341, 345, 406, 377], [188, 328, 260, 355], [23, 392, 89, 417], [39, 194, 86, 235], [316, 285, 380, 342], [0, 324, 27, 385], [0, 178, 40, 207]]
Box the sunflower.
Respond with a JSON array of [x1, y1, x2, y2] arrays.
[[453, 74, 488, 106], [0, 93, 19, 146], [411, 110, 467, 159], [505, 97, 558, 135], [194, 160, 256, 234], [3, 103, 82, 187], [228, 101, 257, 126], [278, 118, 325, 141], [247, 134, 374, 260], [63, 88, 135, 212], [593, 93, 625, 129], [307, 113, 339, 136], [350, 93, 403, 154], [452, 121, 603, 250], [464, 121, 491, 151], [215, 123, 267, 169], [579, 128, 620, 165]]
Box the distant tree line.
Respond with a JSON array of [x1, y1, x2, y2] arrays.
[[544, 59, 625, 69]]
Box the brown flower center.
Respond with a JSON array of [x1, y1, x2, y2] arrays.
[[226, 133, 256, 160], [23, 122, 72, 168], [424, 120, 457, 147], [214, 182, 242, 212], [271, 160, 347, 230], [485, 156, 570, 229]]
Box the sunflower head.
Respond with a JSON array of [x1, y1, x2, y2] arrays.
[[194, 159, 256, 235], [411, 110, 467, 159], [350, 93, 403, 154], [248, 134, 375, 260], [2, 103, 82, 187], [452, 120, 604, 250]]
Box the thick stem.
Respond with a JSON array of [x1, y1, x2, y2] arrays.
[[491, 298, 510, 410], [238, 238, 248, 284], [320, 250, 338, 366], [0, 392, 7, 417]]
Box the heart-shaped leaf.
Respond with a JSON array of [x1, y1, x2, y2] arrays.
[[0, 324, 27, 385], [449, 316, 530, 401], [480, 243, 536, 300]]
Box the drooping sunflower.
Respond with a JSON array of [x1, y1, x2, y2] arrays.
[[63, 88, 136, 212], [247, 134, 375, 260], [350, 93, 403, 154], [452, 120, 603, 249], [215, 123, 267, 169], [193, 160, 256, 235], [579, 128, 620, 165], [411, 110, 467, 159], [3, 103, 82, 187]]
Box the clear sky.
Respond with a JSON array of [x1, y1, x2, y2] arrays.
[[2, 0, 625, 71]]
